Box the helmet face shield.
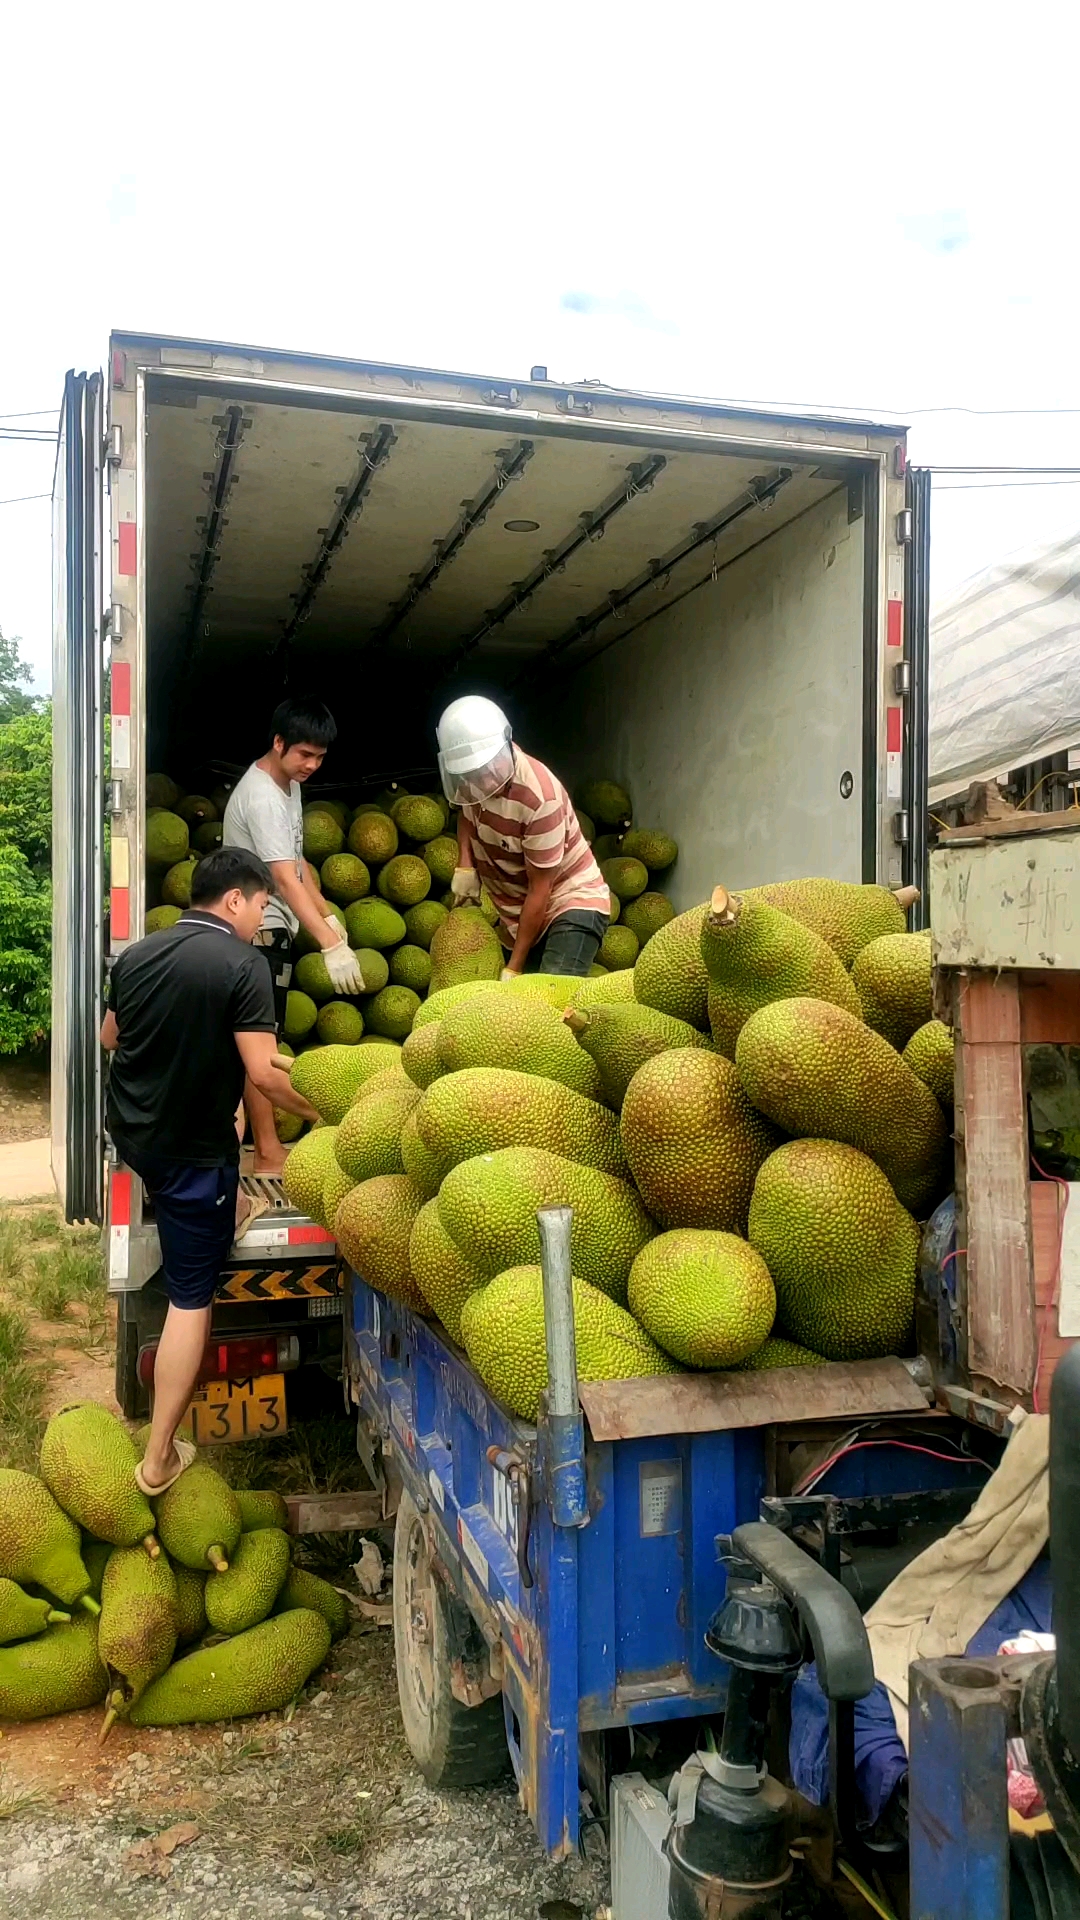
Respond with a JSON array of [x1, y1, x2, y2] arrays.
[[438, 739, 515, 807]]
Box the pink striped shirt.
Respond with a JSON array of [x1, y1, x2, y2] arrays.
[[461, 749, 611, 940]]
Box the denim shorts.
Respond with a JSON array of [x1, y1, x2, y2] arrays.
[[522, 910, 610, 977], [118, 1142, 239, 1310]]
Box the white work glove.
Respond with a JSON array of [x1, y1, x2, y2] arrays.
[[322, 937, 365, 996], [451, 867, 482, 905]]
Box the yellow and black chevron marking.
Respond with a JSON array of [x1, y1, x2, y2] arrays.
[[218, 1264, 339, 1302]]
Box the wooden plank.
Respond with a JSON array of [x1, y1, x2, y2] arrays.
[[283, 1491, 383, 1534], [938, 808, 1080, 842], [578, 1358, 929, 1443], [960, 971, 1035, 1395], [1031, 1180, 1071, 1410], [1019, 972, 1080, 1044], [959, 971, 1021, 1044]]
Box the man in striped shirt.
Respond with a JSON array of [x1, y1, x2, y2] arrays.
[[436, 696, 610, 976]]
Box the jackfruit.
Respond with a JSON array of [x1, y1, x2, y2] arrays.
[[400, 1109, 443, 1198], [322, 1159, 355, 1233], [437, 992, 604, 1102], [589, 963, 608, 976], [414, 979, 506, 1028], [334, 1175, 428, 1310], [735, 998, 949, 1215], [146, 773, 181, 811], [177, 793, 217, 827], [295, 905, 347, 956], [145, 810, 190, 867], [461, 1266, 676, 1421], [748, 1139, 918, 1359], [348, 811, 399, 865], [236, 1490, 290, 1532], [40, 1404, 158, 1552], [282, 1126, 341, 1219], [130, 1607, 331, 1726], [508, 974, 582, 1010], [577, 810, 596, 843], [634, 903, 711, 1030], [0, 1469, 97, 1611], [401, 1022, 445, 1090], [302, 809, 344, 863], [403, 900, 449, 950], [579, 780, 632, 829], [81, 1534, 112, 1600], [602, 856, 649, 903], [193, 820, 224, 855], [620, 829, 677, 873], [563, 1002, 711, 1110], [593, 833, 624, 864], [316, 1001, 364, 1045], [98, 1545, 178, 1728], [628, 1230, 776, 1369], [320, 853, 371, 905], [345, 899, 407, 950], [365, 985, 421, 1040], [437, 1146, 653, 1304], [377, 855, 432, 908], [903, 1020, 954, 1110], [0, 1579, 69, 1643], [155, 1462, 242, 1573], [306, 798, 349, 832], [734, 1336, 826, 1370], [295, 949, 364, 1006], [413, 1068, 628, 1185], [598, 924, 639, 970], [0, 1611, 109, 1720], [620, 1050, 775, 1235], [409, 1200, 487, 1342], [204, 1527, 291, 1635], [284, 990, 318, 1042], [289, 1041, 402, 1124], [701, 887, 863, 1056], [334, 1078, 421, 1182], [743, 878, 910, 969], [162, 856, 198, 908], [621, 891, 675, 947], [390, 945, 433, 993], [375, 784, 408, 812], [851, 931, 933, 1050], [174, 1566, 208, 1645], [274, 1567, 350, 1639], [428, 906, 503, 993], [571, 968, 637, 1008], [389, 795, 441, 844], [145, 905, 182, 934]]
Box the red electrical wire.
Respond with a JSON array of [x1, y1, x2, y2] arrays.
[[793, 1437, 991, 1497], [1030, 1153, 1070, 1416]]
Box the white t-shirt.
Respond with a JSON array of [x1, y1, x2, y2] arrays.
[[222, 764, 303, 935]]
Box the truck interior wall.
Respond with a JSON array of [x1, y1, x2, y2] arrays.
[[530, 487, 865, 911]]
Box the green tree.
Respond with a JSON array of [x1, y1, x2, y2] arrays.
[[0, 844, 51, 1054], [0, 706, 51, 869], [0, 628, 40, 725]]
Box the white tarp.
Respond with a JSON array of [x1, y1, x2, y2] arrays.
[[929, 527, 1080, 802]]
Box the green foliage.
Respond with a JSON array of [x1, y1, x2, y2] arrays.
[[0, 846, 51, 1054], [0, 706, 51, 869], [0, 630, 40, 728]]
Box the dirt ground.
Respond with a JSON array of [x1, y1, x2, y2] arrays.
[[0, 1056, 50, 1145]]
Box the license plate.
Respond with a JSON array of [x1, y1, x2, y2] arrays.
[[184, 1374, 287, 1446]]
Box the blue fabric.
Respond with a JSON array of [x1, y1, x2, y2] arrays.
[[120, 1142, 239, 1310], [789, 1554, 1053, 1824]]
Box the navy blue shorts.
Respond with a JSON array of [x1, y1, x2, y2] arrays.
[[119, 1144, 239, 1310]]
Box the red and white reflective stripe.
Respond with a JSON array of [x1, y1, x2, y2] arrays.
[[887, 598, 903, 647], [117, 521, 137, 576], [241, 1223, 336, 1249], [111, 660, 131, 772], [109, 1169, 132, 1282], [886, 704, 903, 801]]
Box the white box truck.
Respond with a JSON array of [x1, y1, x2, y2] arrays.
[[51, 333, 930, 1429]]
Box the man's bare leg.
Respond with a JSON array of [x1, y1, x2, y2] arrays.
[[142, 1304, 211, 1488], [245, 1076, 288, 1176]]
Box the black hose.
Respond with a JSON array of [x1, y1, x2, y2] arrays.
[[1049, 1346, 1080, 1757]]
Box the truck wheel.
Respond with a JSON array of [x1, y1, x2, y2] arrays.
[[392, 1488, 508, 1788]]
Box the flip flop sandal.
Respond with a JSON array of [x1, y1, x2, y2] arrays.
[[233, 1196, 270, 1245], [135, 1436, 197, 1499]]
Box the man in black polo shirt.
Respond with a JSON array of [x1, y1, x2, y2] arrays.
[[101, 847, 318, 1497]]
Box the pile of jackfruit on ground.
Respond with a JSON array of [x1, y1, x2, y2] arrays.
[[0, 1404, 345, 1727], [143, 773, 678, 1145], [277, 791, 952, 1423]]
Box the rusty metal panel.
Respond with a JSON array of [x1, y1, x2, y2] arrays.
[[578, 1359, 928, 1443]]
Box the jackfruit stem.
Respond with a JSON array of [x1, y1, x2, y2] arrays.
[[272, 1052, 295, 1074], [79, 1593, 101, 1617], [99, 1707, 119, 1745], [562, 1008, 590, 1035], [206, 1546, 229, 1573], [708, 885, 741, 928], [46, 1608, 71, 1625], [143, 1534, 161, 1559], [893, 885, 921, 911]]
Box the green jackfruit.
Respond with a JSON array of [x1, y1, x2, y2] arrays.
[[316, 1001, 364, 1046], [275, 1568, 350, 1640], [155, 1463, 242, 1573], [851, 931, 933, 1050], [401, 1022, 445, 1090], [390, 945, 433, 994], [40, 1403, 158, 1552], [161, 856, 198, 908], [306, 798, 348, 832], [0, 1469, 97, 1611], [302, 810, 344, 863], [619, 829, 677, 873], [414, 979, 506, 1028], [320, 853, 371, 905], [289, 1041, 403, 1124], [400, 1109, 443, 1197], [349, 810, 399, 864], [734, 1336, 827, 1370], [174, 1566, 208, 1645], [593, 833, 624, 864], [0, 1579, 69, 1643], [284, 990, 318, 1041], [403, 900, 449, 950], [628, 1230, 776, 1369], [377, 855, 432, 908], [634, 903, 711, 1030], [621, 1048, 778, 1232], [577, 810, 595, 843], [146, 773, 181, 811], [130, 1607, 331, 1726], [145, 810, 189, 867], [563, 1001, 711, 1110], [621, 892, 675, 947], [748, 1139, 918, 1359], [437, 992, 604, 1102], [413, 1068, 627, 1186], [145, 905, 182, 934], [276, 1110, 305, 1144], [508, 975, 582, 1010], [392, 795, 444, 843], [334, 1078, 421, 1182], [193, 821, 224, 855], [428, 906, 503, 993], [903, 1020, 954, 1110], [322, 1160, 355, 1233], [282, 1126, 340, 1220], [81, 1535, 112, 1600], [461, 1266, 676, 1422], [409, 1200, 487, 1342], [295, 905, 347, 956], [335, 1175, 428, 1310], [295, 948, 364, 1006], [365, 985, 421, 1040], [743, 878, 911, 968], [355, 948, 390, 994], [205, 1527, 291, 1634], [345, 899, 407, 950], [98, 1545, 178, 1729], [579, 780, 632, 829], [735, 998, 949, 1215], [598, 924, 639, 970], [437, 1146, 654, 1305], [602, 856, 649, 903], [701, 887, 863, 1056], [571, 968, 636, 1008], [236, 1490, 290, 1532], [177, 793, 217, 827], [420, 836, 459, 889], [0, 1611, 108, 1720]]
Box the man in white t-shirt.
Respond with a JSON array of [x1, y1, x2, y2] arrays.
[[223, 696, 363, 1173]]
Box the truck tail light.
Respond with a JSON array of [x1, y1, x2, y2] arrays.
[[137, 1332, 301, 1389]]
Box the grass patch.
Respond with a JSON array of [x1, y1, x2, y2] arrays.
[[0, 1215, 29, 1285], [25, 1207, 62, 1240], [0, 1303, 47, 1470], [0, 1767, 43, 1821]]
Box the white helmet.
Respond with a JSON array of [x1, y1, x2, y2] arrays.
[[436, 696, 514, 805]]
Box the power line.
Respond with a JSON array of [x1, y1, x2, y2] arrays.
[[0, 492, 51, 506], [934, 478, 1080, 492], [0, 409, 58, 420]]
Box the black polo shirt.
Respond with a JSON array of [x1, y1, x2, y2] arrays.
[[106, 910, 276, 1167]]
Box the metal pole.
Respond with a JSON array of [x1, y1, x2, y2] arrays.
[[537, 1208, 588, 1529]]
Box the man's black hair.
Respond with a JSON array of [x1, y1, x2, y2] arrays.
[[269, 695, 337, 752], [190, 846, 273, 907]]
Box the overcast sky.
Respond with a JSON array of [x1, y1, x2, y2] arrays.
[[4, 2, 1080, 692]]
